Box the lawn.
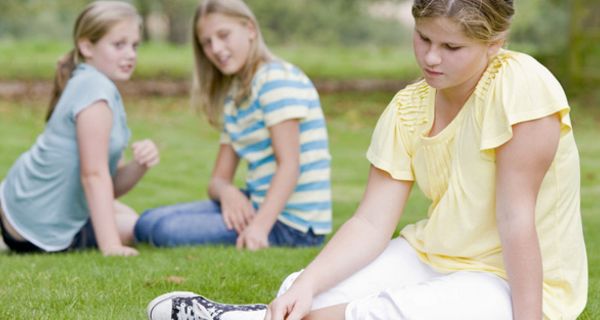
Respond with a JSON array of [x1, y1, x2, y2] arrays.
[[0, 40, 420, 81], [0, 91, 598, 319]]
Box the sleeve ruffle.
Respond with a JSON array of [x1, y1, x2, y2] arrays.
[[479, 52, 572, 152]]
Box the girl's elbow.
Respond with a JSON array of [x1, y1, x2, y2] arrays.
[[496, 210, 537, 240], [80, 169, 110, 184], [279, 158, 300, 175], [288, 164, 301, 181]]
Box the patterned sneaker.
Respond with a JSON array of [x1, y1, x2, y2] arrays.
[[147, 291, 268, 320]]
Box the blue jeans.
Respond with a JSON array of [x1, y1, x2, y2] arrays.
[[134, 200, 324, 247]]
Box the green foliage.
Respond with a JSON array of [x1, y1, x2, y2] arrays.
[[510, 0, 600, 90], [247, 0, 410, 47], [510, 0, 569, 55], [0, 0, 576, 54], [2, 0, 598, 92], [0, 0, 410, 47], [0, 0, 89, 41], [566, 0, 600, 89]]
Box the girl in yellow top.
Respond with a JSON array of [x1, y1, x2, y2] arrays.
[[145, 0, 587, 319]]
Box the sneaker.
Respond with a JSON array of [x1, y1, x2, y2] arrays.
[[147, 291, 268, 320]]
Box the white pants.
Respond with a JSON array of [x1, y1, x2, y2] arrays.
[[277, 237, 512, 320]]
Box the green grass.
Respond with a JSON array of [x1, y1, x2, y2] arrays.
[[0, 92, 598, 319], [0, 40, 419, 81]]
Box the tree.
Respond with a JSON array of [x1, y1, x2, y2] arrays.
[[568, 0, 600, 88], [160, 0, 197, 45]]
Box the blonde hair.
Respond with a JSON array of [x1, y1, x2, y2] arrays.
[[47, 1, 141, 121], [192, 0, 273, 127], [412, 0, 514, 43]]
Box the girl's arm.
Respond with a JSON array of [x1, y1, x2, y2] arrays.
[[77, 101, 138, 256], [207, 143, 256, 233], [496, 114, 560, 320], [236, 119, 301, 250], [269, 166, 412, 320], [113, 139, 160, 198]]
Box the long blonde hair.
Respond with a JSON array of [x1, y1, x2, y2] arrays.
[[412, 0, 514, 43], [47, 1, 141, 121], [192, 0, 273, 127]]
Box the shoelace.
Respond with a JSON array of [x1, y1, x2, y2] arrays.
[[173, 295, 267, 320], [192, 298, 222, 319], [173, 296, 222, 320]]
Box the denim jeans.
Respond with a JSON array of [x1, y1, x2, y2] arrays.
[[134, 200, 325, 247]]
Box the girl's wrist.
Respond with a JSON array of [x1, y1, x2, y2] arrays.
[[219, 184, 242, 200], [291, 272, 319, 297], [131, 159, 150, 171], [250, 212, 276, 233]]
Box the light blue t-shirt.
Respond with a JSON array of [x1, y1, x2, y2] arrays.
[[0, 63, 130, 251]]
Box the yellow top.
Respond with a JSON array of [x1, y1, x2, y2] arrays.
[[366, 50, 587, 319]]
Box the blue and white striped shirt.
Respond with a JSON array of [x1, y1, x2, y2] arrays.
[[221, 60, 332, 234]]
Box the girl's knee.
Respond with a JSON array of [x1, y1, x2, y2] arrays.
[[148, 216, 182, 247], [115, 207, 138, 245], [134, 206, 170, 232], [133, 209, 157, 243], [136, 207, 182, 243], [114, 200, 137, 217]]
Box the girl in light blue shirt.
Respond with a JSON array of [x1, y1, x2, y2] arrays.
[[0, 1, 159, 256]]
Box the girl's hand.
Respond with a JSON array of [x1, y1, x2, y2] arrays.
[[220, 187, 256, 233], [101, 245, 139, 257], [268, 284, 314, 320], [236, 221, 270, 251], [132, 139, 159, 169]]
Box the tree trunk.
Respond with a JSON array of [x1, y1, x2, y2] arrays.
[[568, 0, 600, 89]]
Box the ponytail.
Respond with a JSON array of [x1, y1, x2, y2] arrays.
[[46, 49, 77, 122]]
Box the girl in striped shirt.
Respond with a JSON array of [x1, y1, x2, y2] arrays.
[[135, 0, 332, 251]]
